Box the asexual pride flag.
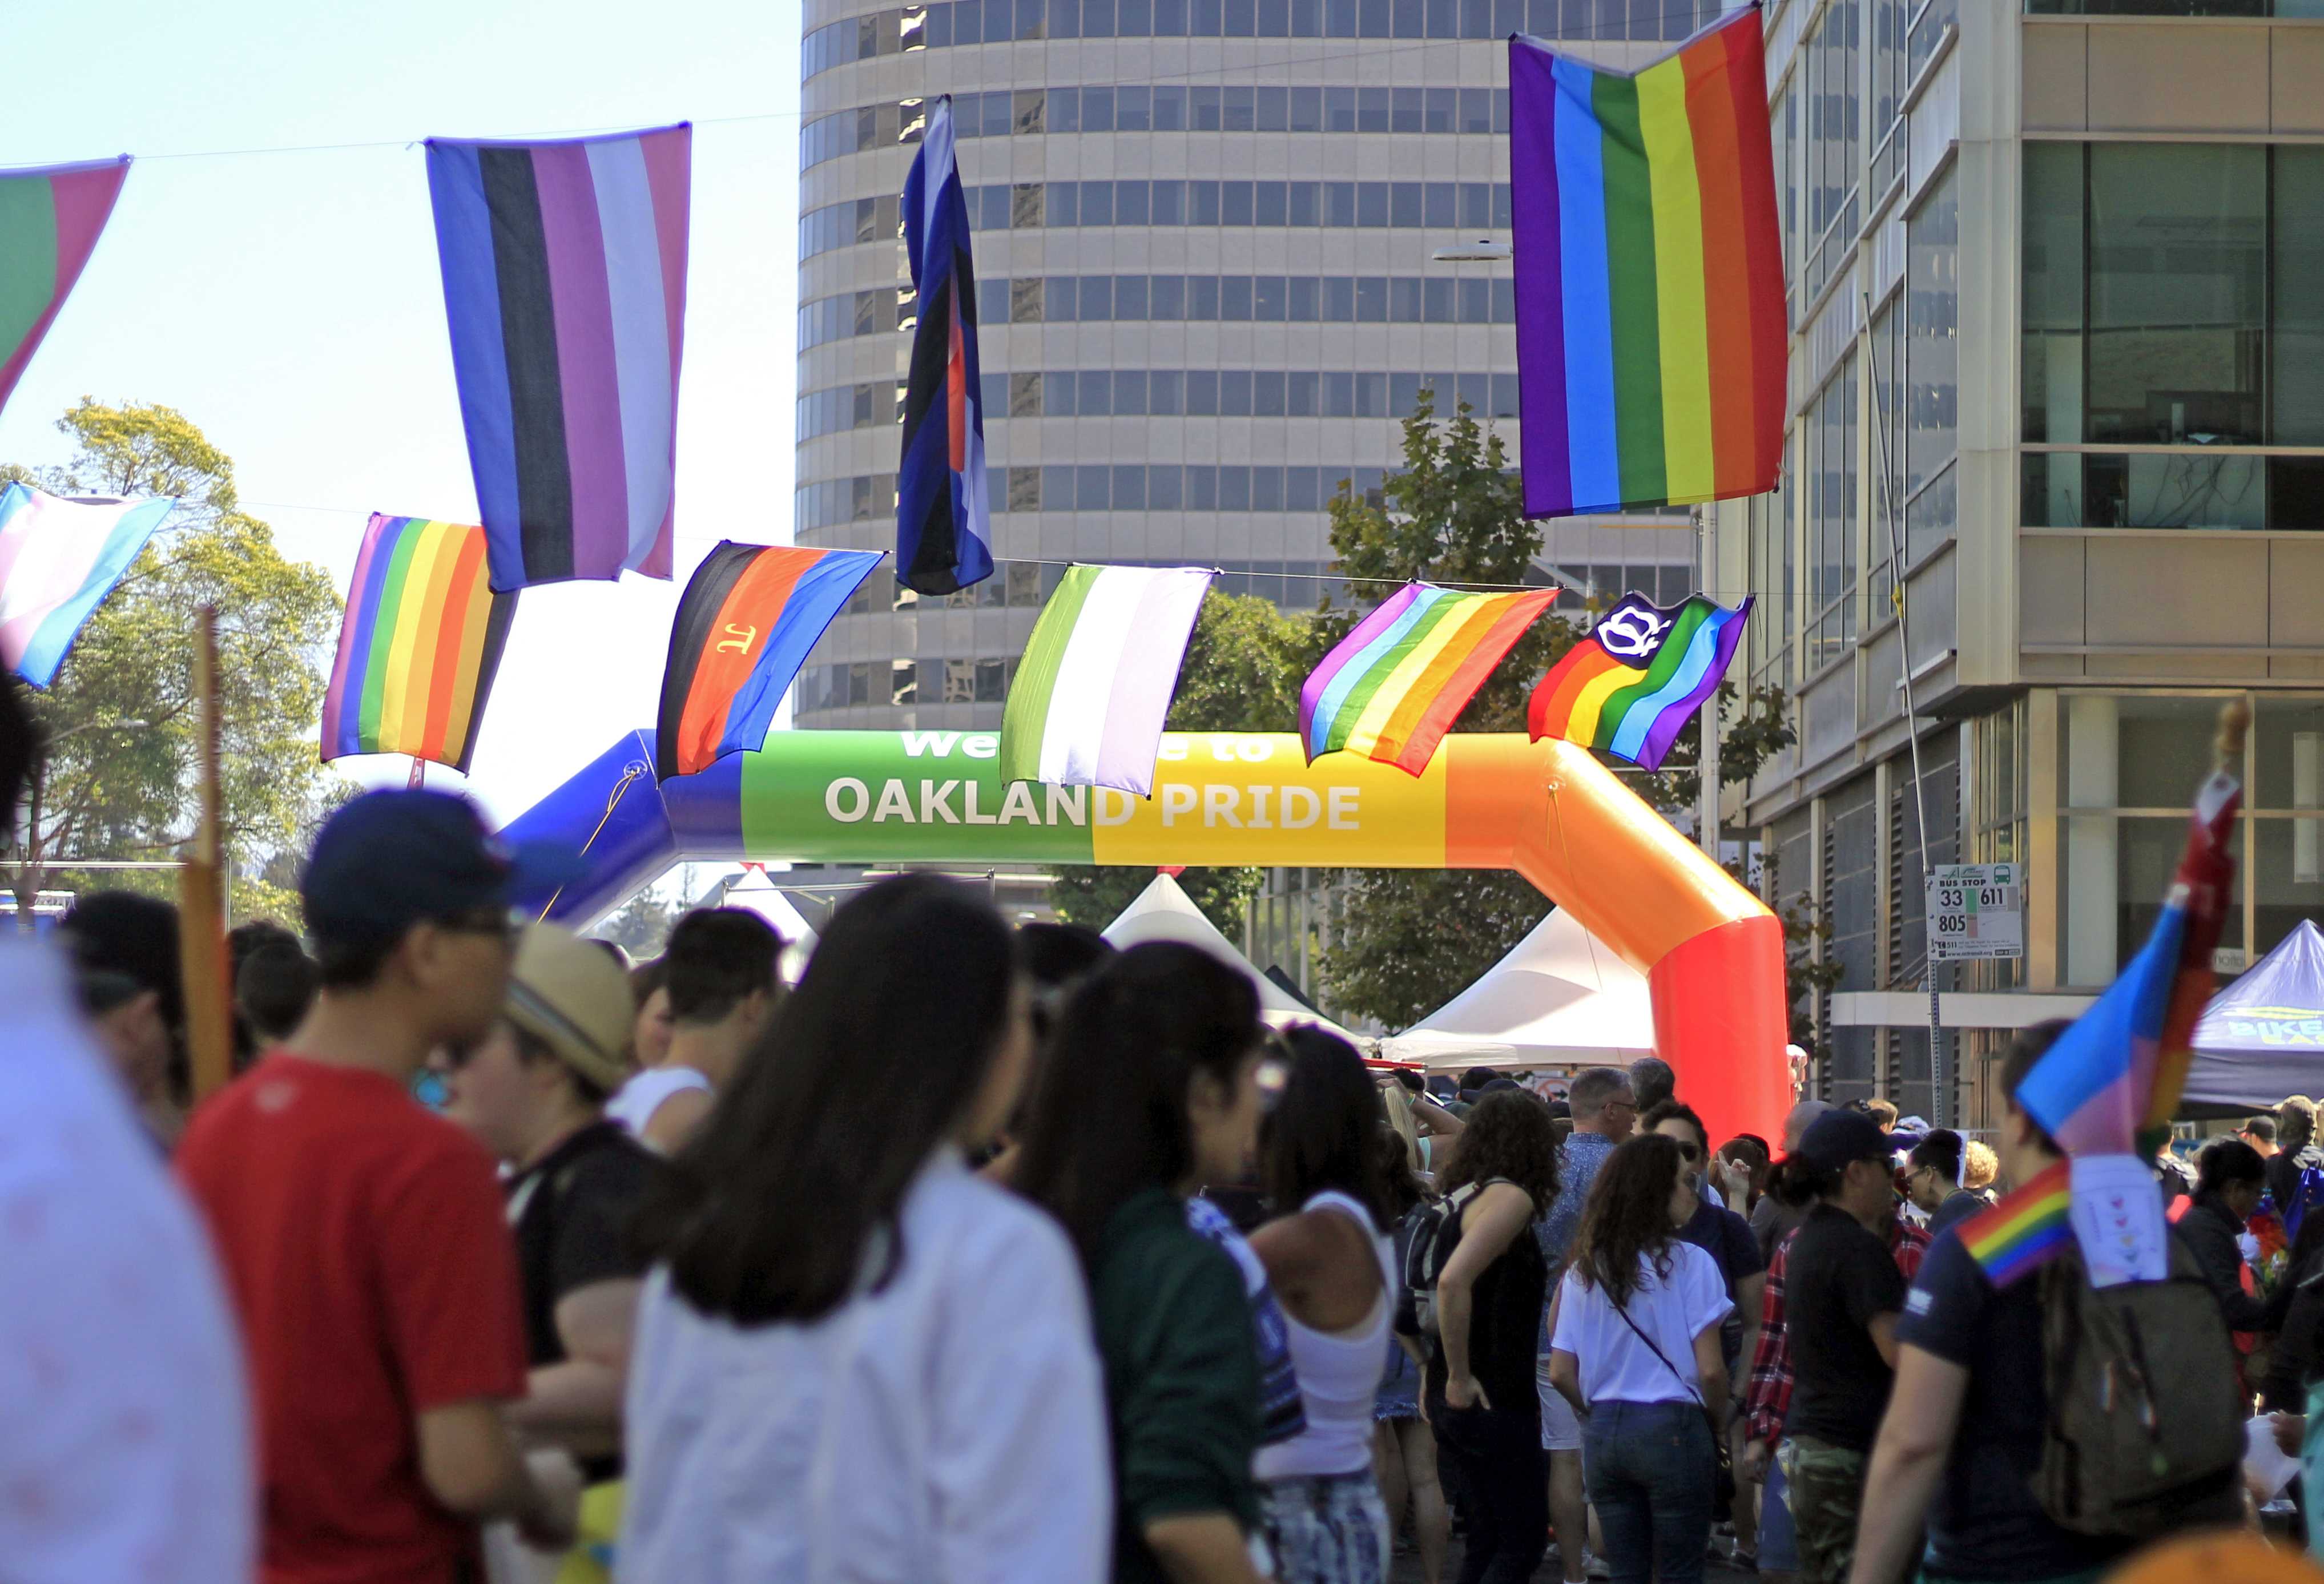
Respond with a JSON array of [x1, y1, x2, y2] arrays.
[[0, 156, 129, 421], [426, 124, 690, 593], [1510, 12, 1783, 518]]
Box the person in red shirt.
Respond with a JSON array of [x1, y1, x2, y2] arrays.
[[178, 789, 581, 1583]]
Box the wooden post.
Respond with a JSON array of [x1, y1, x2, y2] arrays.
[[179, 606, 233, 1101]]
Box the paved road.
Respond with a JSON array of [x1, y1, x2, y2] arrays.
[[1389, 1538, 1760, 1583]]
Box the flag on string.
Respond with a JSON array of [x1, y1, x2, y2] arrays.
[[896, 97, 993, 596], [656, 542, 885, 780], [1528, 591, 1749, 771], [1000, 565, 1214, 796], [2016, 758, 2244, 1158], [321, 515, 517, 773], [1960, 1160, 2072, 1287], [0, 156, 130, 421], [425, 124, 690, 593], [0, 483, 172, 688], [1300, 584, 1560, 775], [1510, 11, 1783, 518]]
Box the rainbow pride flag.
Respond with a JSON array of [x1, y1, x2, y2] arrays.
[[0, 156, 130, 421], [1960, 1160, 2073, 1287], [1300, 584, 1558, 773], [1509, 11, 1783, 518], [1528, 592, 1749, 771], [321, 515, 518, 773]]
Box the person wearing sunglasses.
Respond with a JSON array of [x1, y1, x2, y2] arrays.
[[178, 789, 585, 1583]]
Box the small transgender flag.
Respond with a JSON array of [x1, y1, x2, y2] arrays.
[[0, 483, 173, 688], [896, 96, 994, 597]]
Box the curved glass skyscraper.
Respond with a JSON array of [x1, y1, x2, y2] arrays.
[[794, 0, 1721, 728]]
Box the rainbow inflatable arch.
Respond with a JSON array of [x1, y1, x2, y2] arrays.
[[503, 729, 1791, 1144]]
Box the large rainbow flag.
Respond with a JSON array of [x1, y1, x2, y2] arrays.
[[1300, 584, 1559, 774], [321, 515, 518, 773], [425, 124, 690, 593], [1528, 592, 1749, 771], [0, 156, 130, 421], [1509, 11, 1783, 518]]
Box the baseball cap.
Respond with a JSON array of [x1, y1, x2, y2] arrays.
[[1797, 1109, 1893, 1174], [301, 789, 584, 947], [505, 924, 635, 1093]]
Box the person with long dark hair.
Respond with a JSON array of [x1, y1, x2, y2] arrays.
[[1016, 942, 1273, 1584], [1425, 1088, 1559, 1584], [616, 875, 1107, 1581], [1246, 1028, 1400, 1583], [1371, 1125, 1449, 1584], [1546, 1133, 1731, 1584]]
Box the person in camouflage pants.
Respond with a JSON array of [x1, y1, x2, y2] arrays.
[[1775, 1437, 1866, 1584]]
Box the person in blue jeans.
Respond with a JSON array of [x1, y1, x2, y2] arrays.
[[1546, 1134, 1733, 1584]]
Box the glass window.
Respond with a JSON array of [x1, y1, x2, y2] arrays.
[[1152, 180, 1185, 224], [2278, 150, 2324, 446], [1045, 276, 1077, 321], [1192, 87, 1222, 130], [1358, 183, 1389, 227], [1010, 277, 1044, 322], [1185, 466, 1216, 510], [1459, 277, 1489, 324], [1221, 277, 1253, 321], [1491, 277, 1516, 322], [1225, 87, 1256, 130], [1326, 182, 1358, 227], [1151, 369, 1185, 411], [1221, 370, 1252, 414], [1115, 275, 1149, 318], [1084, 0, 1115, 29], [1389, 277, 1423, 322], [1325, 277, 1356, 320], [1289, 372, 1320, 414], [1048, 182, 1079, 226], [1151, 275, 1186, 319], [1154, 0, 1185, 30], [1254, 276, 1287, 320], [1326, 372, 1355, 416], [1256, 182, 1288, 226], [1326, 87, 1358, 132], [1117, 87, 1152, 131], [1115, 369, 1148, 414], [1256, 87, 1288, 130], [1009, 371, 1044, 416], [1189, 276, 1221, 318], [1190, 181, 1221, 225], [1154, 86, 1188, 129], [1906, 168, 1958, 558], [1081, 87, 1114, 131], [1010, 182, 1044, 228], [1150, 465, 1185, 507], [1425, 182, 1455, 228], [1219, 467, 1252, 510], [1423, 277, 1453, 324], [1078, 370, 1111, 414], [1393, 88, 1425, 134], [1013, 90, 1046, 134], [1042, 464, 1073, 504], [1080, 276, 1113, 320], [1118, 0, 1150, 30], [1115, 181, 1149, 225], [1113, 465, 1147, 508], [1356, 372, 1388, 416], [1226, 0, 1255, 29], [1391, 182, 1423, 228], [1253, 371, 1287, 415], [1359, 87, 1391, 133], [1291, 88, 1323, 132], [1187, 370, 1219, 414], [1356, 277, 1388, 321], [1222, 182, 1254, 226], [1076, 465, 1110, 510]]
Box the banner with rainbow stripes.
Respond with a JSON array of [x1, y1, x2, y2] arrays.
[[1300, 583, 1558, 775], [1960, 1160, 2072, 1288], [1509, 10, 1784, 518], [1528, 591, 1749, 771], [321, 514, 517, 774]]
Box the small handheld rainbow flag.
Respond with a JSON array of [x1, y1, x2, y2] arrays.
[[1959, 1160, 2073, 1287], [1299, 584, 1559, 774], [321, 515, 517, 774], [1528, 591, 1749, 770]]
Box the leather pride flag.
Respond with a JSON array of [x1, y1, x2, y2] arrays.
[[655, 542, 884, 780]]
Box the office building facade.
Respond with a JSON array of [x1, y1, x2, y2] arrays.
[[1709, 1, 2324, 1124]]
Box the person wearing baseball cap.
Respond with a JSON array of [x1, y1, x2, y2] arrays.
[[1762, 1109, 1910, 1584], [176, 789, 585, 1582], [438, 922, 664, 1492]]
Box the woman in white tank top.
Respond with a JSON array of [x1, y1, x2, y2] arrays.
[[1251, 1028, 1400, 1584]]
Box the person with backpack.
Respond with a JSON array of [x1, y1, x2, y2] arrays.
[[1847, 1022, 2244, 1584], [1545, 1132, 1732, 1584], [1413, 1089, 1560, 1584], [1374, 1124, 1450, 1584]]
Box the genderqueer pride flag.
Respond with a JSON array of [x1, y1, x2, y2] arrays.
[[0, 483, 173, 688], [1526, 591, 1749, 771], [1510, 11, 1783, 517], [1000, 565, 1214, 796], [426, 124, 690, 593], [321, 515, 517, 773], [0, 156, 130, 421]]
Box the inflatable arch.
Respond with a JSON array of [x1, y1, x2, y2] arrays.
[[503, 729, 1791, 1144]]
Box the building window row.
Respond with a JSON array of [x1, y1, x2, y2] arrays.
[[801, 656, 1022, 709], [797, 453, 1405, 507], [799, 364, 1512, 441], [803, 0, 1718, 79], [801, 83, 1515, 168], [800, 179, 1516, 260], [972, 272, 1520, 326]]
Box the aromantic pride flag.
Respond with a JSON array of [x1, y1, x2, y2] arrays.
[[1300, 584, 1560, 775], [425, 124, 690, 592], [0, 483, 174, 688], [896, 97, 995, 597], [321, 515, 517, 774], [1528, 591, 1750, 771], [1510, 10, 1784, 517], [999, 564, 1215, 796], [656, 542, 885, 780], [0, 156, 129, 421]]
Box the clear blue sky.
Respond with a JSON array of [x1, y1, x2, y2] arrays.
[[0, 0, 805, 824]]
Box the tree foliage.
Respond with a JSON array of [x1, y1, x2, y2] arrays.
[[7, 401, 340, 924]]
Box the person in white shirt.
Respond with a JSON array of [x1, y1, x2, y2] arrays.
[[604, 909, 778, 1152], [1546, 1132, 1733, 1584], [616, 874, 1109, 1583], [0, 672, 254, 1584]]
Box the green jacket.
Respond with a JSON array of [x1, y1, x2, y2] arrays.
[[1090, 1188, 1262, 1584]]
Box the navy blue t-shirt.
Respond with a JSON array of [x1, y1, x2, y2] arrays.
[[1677, 1198, 1763, 1365], [1896, 1228, 2136, 1582]]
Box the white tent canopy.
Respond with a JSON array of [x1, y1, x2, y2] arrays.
[[1378, 907, 1656, 1071], [1103, 873, 1366, 1046], [710, 866, 819, 984]]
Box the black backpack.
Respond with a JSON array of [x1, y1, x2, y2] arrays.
[[1401, 1177, 1509, 1335], [2034, 1238, 2245, 1537]]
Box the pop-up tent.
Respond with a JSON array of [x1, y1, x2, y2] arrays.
[[2180, 918, 2324, 1113], [1103, 873, 1367, 1046], [1377, 907, 1656, 1071]]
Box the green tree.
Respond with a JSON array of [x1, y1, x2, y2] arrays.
[[597, 889, 683, 958], [1048, 589, 1308, 938], [7, 401, 341, 925]]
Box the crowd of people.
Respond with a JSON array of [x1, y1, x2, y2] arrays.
[[0, 672, 2317, 1584]]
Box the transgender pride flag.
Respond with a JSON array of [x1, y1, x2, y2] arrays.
[[426, 124, 690, 593], [0, 483, 174, 688]]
